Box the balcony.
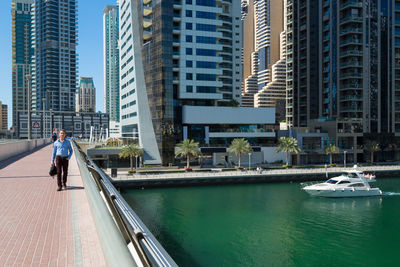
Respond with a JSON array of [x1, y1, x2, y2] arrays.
[[143, 6, 152, 16], [340, 61, 363, 68], [340, 16, 362, 25], [341, 1, 363, 10], [340, 27, 362, 36], [339, 50, 363, 57], [340, 38, 362, 46], [340, 107, 363, 112], [340, 95, 362, 101], [143, 17, 152, 28], [340, 73, 363, 79]]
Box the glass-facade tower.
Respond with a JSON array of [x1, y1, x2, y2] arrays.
[[104, 5, 120, 123], [32, 0, 78, 112], [11, 0, 34, 132], [120, 0, 242, 165]]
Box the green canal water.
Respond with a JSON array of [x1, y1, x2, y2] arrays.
[[121, 178, 400, 267]]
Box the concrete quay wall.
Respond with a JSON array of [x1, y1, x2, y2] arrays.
[[0, 139, 51, 162], [112, 168, 400, 189]]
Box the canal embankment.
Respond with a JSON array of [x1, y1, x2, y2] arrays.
[[109, 165, 400, 188]]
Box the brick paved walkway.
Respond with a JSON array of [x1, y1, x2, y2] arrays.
[[0, 145, 106, 266]]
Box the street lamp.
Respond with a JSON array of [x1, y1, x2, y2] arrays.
[[248, 152, 252, 170], [26, 74, 32, 140], [344, 151, 347, 168]]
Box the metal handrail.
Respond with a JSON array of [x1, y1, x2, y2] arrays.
[[74, 142, 177, 267], [73, 142, 137, 266]]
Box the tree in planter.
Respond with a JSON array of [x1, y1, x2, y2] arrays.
[[119, 143, 143, 172], [275, 137, 301, 166], [325, 144, 339, 165], [175, 139, 200, 169], [364, 141, 380, 164], [228, 138, 252, 168]]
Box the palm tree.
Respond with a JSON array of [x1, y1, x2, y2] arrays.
[[228, 138, 252, 168], [119, 143, 144, 172], [275, 137, 301, 166], [325, 144, 339, 165], [175, 139, 200, 169], [365, 141, 380, 164], [105, 137, 122, 147]]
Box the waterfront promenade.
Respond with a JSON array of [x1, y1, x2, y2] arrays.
[[109, 165, 400, 181], [0, 144, 106, 266]]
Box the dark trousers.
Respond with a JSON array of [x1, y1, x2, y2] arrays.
[[55, 156, 69, 187]]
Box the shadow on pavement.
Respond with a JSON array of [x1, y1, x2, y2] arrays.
[[0, 144, 51, 170]]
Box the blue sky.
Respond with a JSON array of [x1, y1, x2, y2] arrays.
[[0, 0, 117, 128]]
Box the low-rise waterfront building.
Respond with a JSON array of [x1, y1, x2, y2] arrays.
[[17, 110, 109, 139]]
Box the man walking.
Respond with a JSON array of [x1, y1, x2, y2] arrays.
[[51, 129, 73, 191]]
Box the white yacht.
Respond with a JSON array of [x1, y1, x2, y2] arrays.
[[302, 170, 382, 198]]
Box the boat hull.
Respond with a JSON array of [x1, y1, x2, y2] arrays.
[[303, 188, 382, 198]]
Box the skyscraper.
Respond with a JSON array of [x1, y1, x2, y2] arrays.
[[76, 77, 96, 113], [119, 0, 243, 164], [254, 31, 286, 122], [11, 0, 34, 131], [32, 0, 78, 112], [242, 0, 284, 108], [0, 101, 8, 131], [286, 0, 400, 161], [103, 5, 120, 123]]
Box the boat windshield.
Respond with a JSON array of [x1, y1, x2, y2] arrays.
[[326, 179, 338, 184]]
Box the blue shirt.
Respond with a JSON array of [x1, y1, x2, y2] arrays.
[[52, 139, 73, 162]]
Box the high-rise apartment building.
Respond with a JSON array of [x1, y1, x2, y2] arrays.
[[0, 101, 8, 131], [32, 0, 77, 112], [255, 31, 286, 121], [103, 5, 120, 123], [286, 0, 400, 161], [11, 0, 34, 131], [76, 77, 96, 112], [119, 0, 243, 164], [242, 0, 284, 108]]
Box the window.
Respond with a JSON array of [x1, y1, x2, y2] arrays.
[[186, 85, 193, 92], [196, 11, 216, 19], [196, 61, 216, 68], [326, 179, 338, 184], [196, 36, 216, 44], [186, 60, 193, 67], [196, 0, 215, 7], [196, 86, 216, 93], [196, 48, 216, 56], [186, 23, 192, 30], [196, 73, 216, 81], [338, 181, 351, 184], [186, 73, 193, 80], [196, 23, 216, 32], [186, 48, 193, 55], [186, 35, 193, 42], [186, 0, 192, 4], [186, 10, 192, 17]]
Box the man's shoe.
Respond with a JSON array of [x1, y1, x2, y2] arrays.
[[62, 184, 67, 190], [57, 187, 62, 191]]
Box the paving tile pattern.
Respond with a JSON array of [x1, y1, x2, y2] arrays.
[[0, 145, 106, 266]]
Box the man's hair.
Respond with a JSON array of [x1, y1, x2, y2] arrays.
[[59, 129, 67, 134]]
